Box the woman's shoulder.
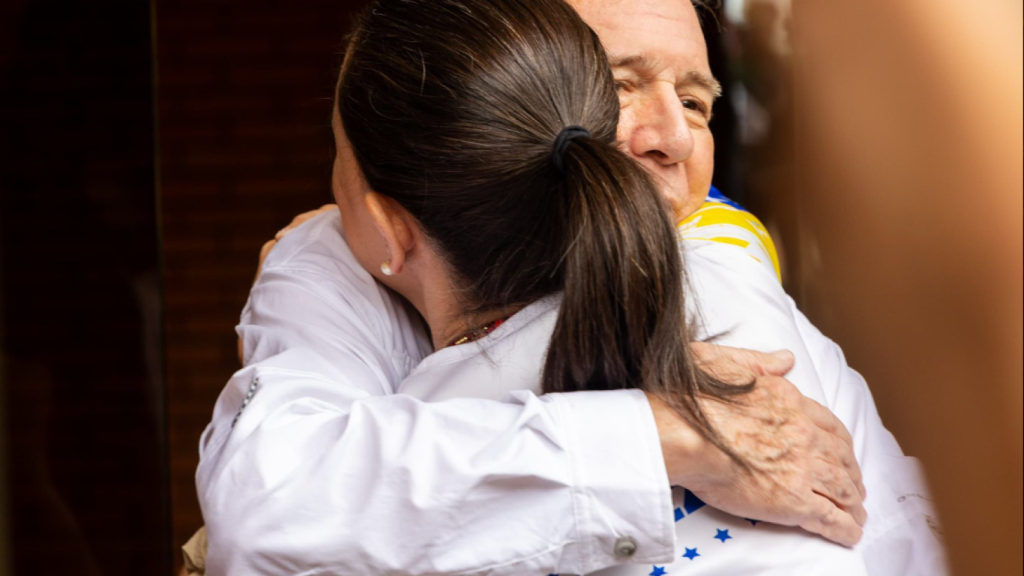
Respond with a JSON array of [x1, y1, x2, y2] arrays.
[[399, 296, 561, 402], [242, 209, 433, 381]]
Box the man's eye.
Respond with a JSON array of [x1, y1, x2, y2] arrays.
[[681, 98, 705, 113], [681, 98, 711, 119]]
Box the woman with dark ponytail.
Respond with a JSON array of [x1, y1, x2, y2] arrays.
[[196, 0, 902, 573], [336, 0, 744, 461]]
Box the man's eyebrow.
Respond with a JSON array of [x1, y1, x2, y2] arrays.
[[683, 71, 723, 99], [609, 53, 723, 99]]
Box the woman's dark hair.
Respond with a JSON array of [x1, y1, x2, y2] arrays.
[[339, 0, 750, 460]]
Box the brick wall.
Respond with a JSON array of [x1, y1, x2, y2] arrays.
[[155, 0, 368, 568]]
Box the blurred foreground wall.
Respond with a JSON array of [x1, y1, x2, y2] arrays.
[[790, 1, 1023, 574]]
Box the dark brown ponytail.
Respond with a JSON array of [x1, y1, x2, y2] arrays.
[[339, 0, 750, 461], [544, 134, 750, 460]]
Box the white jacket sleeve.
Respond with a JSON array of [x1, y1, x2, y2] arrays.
[[790, 304, 950, 576], [197, 352, 675, 575], [199, 212, 676, 575]]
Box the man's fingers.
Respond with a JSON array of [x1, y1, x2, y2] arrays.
[[822, 423, 867, 501], [762, 349, 795, 375], [798, 494, 864, 548], [733, 348, 794, 376], [259, 239, 276, 260], [801, 395, 854, 448], [799, 397, 866, 498], [253, 238, 279, 285], [260, 205, 339, 284], [276, 204, 338, 239], [712, 345, 794, 377], [691, 344, 795, 385], [811, 459, 868, 527]]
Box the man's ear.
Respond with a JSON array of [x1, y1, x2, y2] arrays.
[[364, 192, 415, 275]]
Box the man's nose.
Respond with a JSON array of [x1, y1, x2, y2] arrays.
[[624, 85, 695, 166]]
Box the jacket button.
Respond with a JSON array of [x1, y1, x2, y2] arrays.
[[613, 536, 638, 558]]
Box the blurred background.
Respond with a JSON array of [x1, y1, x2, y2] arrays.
[[0, 0, 1020, 575]]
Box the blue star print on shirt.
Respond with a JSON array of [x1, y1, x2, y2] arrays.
[[683, 490, 706, 514], [714, 529, 732, 542], [649, 567, 667, 576], [674, 489, 707, 522], [682, 547, 701, 561]]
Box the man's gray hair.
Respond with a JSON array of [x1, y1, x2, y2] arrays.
[[692, 0, 722, 28]]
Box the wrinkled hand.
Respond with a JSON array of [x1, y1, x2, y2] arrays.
[[254, 204, 338, 284], [649, 343, 867, 547]]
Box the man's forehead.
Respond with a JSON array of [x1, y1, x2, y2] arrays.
[[569, 0, 700, 34], [610, 52, 722, 96], [569, 0, 711, 72]]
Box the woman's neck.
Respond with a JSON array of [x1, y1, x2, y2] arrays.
[[380, 246, 523, 351], [414, 281, 522, 350], [427, 301, 522, 350]]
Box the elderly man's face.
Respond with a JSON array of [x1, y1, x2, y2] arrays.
[[570, 0, 719, 223]]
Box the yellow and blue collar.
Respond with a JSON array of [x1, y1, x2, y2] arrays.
[[678, 187, 781, 283]]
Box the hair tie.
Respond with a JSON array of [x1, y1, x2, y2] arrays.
[[551, 126, 591, 175]]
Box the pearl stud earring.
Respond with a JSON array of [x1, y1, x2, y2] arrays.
[[380, 260, 393, 276]]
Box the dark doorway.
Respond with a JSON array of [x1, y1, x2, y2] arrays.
[[0, 0, 169, 574]]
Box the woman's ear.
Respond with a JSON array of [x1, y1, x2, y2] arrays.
[[364, 192, 415, 275]]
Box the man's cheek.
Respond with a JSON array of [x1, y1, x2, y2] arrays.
[[690, 134, 714, 194], [671, 191, 692, 225], [615, 109, 636, 150]]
